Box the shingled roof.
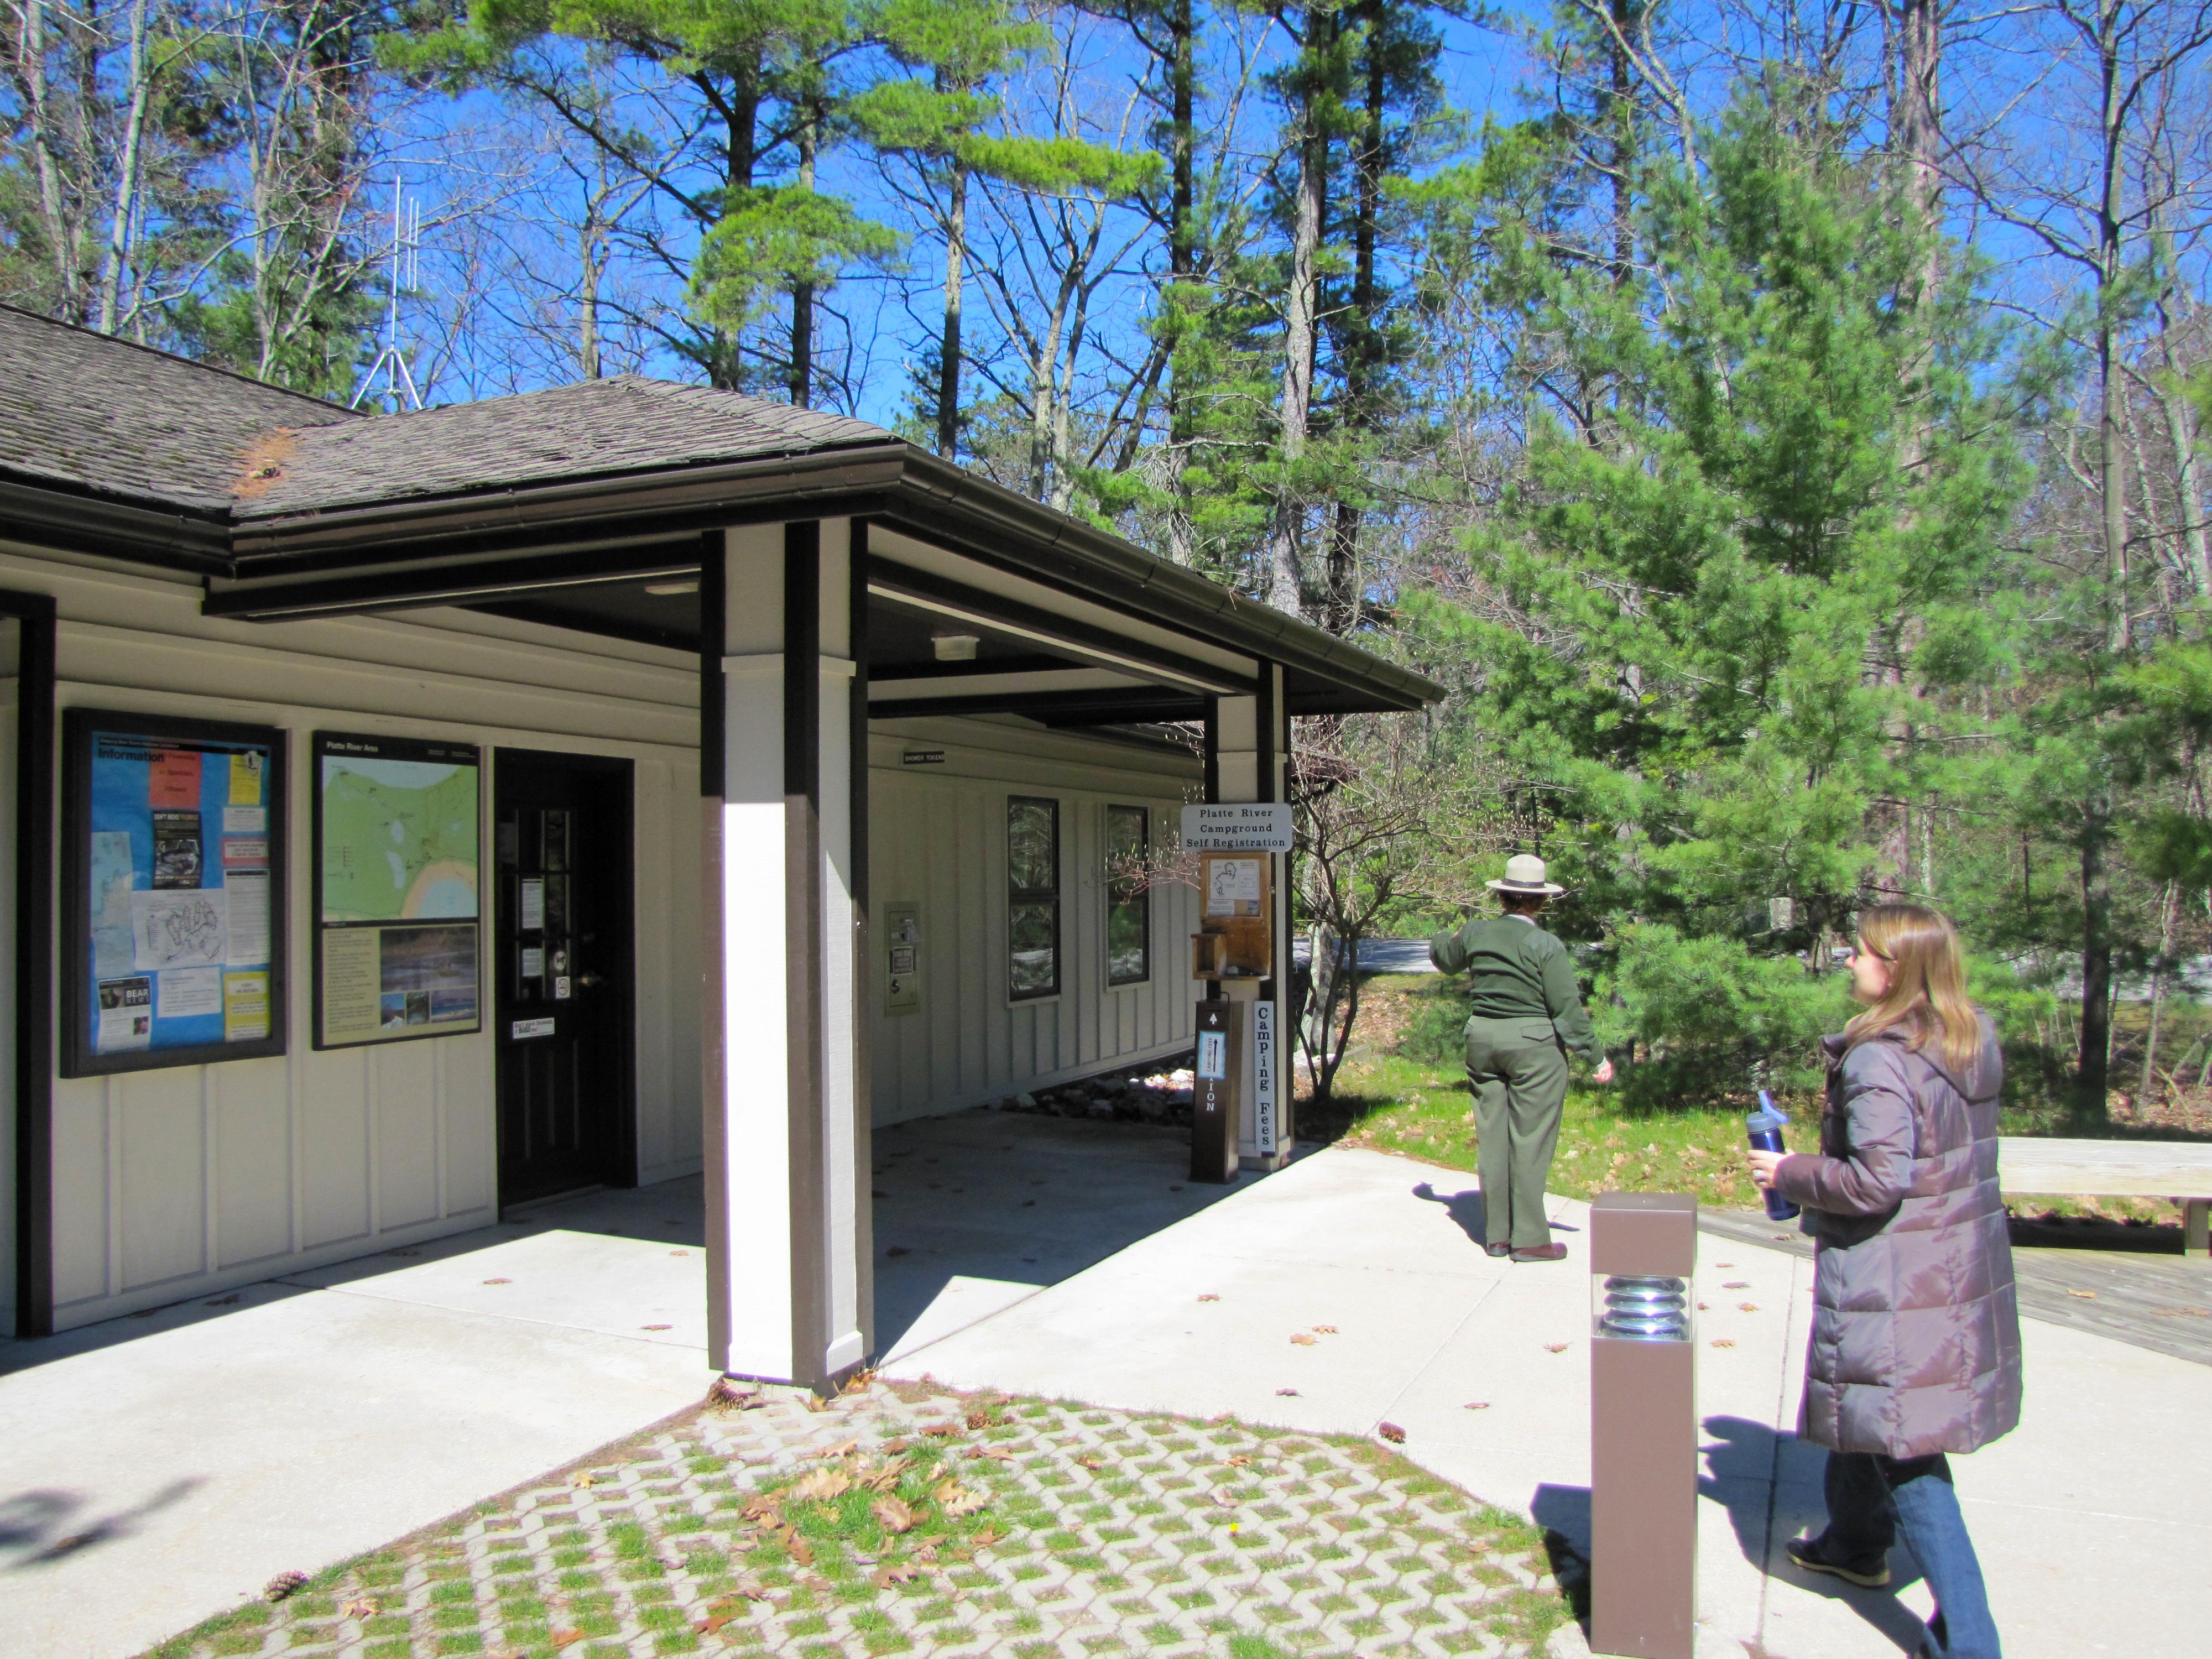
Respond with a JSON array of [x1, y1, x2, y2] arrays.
[[0, 304, 356, 515], [235, 375, 889, 521]]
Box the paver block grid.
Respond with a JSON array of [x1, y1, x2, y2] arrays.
[[139, 1377, 1576, 1659]]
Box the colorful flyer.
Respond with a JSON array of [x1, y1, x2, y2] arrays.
[[151, 810, 203, 888], [150, 749, 201, 809], [228, 750, 264, 806], [96, 977, 152, 1052], [223, 971, 271, 1041]]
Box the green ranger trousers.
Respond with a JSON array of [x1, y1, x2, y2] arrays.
[[1462, 1014, 1571, 1250]]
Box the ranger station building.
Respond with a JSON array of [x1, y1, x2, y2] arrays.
[[0, 306, 1441, 1385]]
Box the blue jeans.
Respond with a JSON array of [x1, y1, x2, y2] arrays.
[[1822, 1452, 2002, 1659]]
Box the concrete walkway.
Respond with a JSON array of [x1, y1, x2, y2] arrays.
[[0, 1190, 718, 1659], [882, 1141, 2212, 1659]]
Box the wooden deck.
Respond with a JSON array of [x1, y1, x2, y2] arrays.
[[1697, 1207, 2212, 1368]]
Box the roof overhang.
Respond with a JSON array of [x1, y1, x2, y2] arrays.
[[6, 432, 1444, 719]]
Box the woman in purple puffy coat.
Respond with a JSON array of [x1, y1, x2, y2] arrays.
[[1747, 904, 2022, 1659]]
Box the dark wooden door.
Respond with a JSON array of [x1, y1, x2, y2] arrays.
[[493, 749, 635, 1207]]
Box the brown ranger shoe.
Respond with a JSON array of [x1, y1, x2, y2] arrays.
[[1511, 1243, 1569, 1262]]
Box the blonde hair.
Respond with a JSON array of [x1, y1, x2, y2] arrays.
[[1844, 904, 1983, 1073]]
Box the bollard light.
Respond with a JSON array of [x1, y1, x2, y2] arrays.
[[1588, 1191, 1699, 1659]]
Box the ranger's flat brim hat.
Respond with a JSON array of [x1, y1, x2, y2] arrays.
[[1486, 853, 1566, 896]]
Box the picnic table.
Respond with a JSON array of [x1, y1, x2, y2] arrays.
[[1999, 1136, 2212, 1258]]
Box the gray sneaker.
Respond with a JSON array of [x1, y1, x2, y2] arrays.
[[1785, 1533, 1891, 1588]]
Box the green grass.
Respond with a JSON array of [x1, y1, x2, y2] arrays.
[[1306, 974, 2187, 1225]]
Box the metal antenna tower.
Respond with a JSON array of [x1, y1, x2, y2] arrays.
[[352, 168, 424, 411]]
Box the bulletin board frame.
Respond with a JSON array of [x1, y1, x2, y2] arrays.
[[60, 708, 290, 1078], [311, 729, 484, 1052]]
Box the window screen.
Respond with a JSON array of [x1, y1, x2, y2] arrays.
[[1008, 796, 1060, 999], [1105, 805, 1150, 985]]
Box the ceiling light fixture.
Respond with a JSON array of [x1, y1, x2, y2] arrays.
[[644, 580, 699, 596], [932, 633, 981, 662]]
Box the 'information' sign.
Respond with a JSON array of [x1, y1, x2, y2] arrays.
[[1181, 802, 1294, 851]]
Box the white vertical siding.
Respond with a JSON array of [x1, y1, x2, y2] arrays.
[[866, 717, 1202, 1125], [1, 543, 704, 1331]]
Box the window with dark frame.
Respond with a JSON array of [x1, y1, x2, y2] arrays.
[[1008, 795, 1060, 999], [1105, 805, 1150, 986]]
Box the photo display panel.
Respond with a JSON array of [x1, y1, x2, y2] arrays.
[[62, 711, 288, 1076], [314, 731, 483, 1048]]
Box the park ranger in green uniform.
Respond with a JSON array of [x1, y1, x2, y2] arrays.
[[1428, 853, 1613, 1262]]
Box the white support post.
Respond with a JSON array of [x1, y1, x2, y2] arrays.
[[1207, 666, 1293, 1171], [701, 518, 867, 1387]]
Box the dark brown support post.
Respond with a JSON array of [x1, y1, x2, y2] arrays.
[[9, 591, 55, 1337]]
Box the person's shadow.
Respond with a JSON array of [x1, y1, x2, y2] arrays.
[[1701, 1415, 1938, 1655], [1412, 1181, 1488, 1244]]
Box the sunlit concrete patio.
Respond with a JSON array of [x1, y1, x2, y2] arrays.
[[0, 1110, 1245, 1658]]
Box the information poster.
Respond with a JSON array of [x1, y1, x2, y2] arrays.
[[62, 712, 287, 1076], [314, 732, 482, 1048]]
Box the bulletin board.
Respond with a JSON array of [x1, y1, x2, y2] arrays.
[[61, 710, 289, 1077], [312, 731, 482, 1049]]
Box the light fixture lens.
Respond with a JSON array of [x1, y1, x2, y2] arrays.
[[644, 580, 699, 596], [933, 633, 980, 661]]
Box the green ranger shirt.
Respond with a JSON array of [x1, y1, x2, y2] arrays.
[[1427, 914, 1598, 1058]]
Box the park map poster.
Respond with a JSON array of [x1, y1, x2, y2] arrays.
[[314, 732, 482, 1048], [62, 712, 288, 1077]]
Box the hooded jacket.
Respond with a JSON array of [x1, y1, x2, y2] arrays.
[[1770, 1014, 2023, 1459]]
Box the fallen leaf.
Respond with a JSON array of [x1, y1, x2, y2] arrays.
[[968, 1525, 1004, 1549], [2154, 1306, 2210, 1318], [1462, 1402, 1491, 1411], [1289, 1332, 1317, 1347], [1378, 1422, 1406, 1444], [263, 1569, 309, 1603], [1197, 1293, 1220, 1302], [968, 1446, 1013, 1462], [1275, 1387, 1300, 1396], [785, 1531, 815, 1566], [483, 1277, 512, 1285], [921, 1421, 961, 1437], [551, 1631, 584, 1650], [1717, 1261, 1735, 1268], [708, 1377, 763, 1410], [2067, 1288, 2098, 1300], [1312, 1324, 1338, 1334], [873, 1495, 917, 1533], [820, 1438, 860, 1459], [641, 1323, 673, 1331], [1737, 1303, 1760, 1313], [570, 1470, 603, 1489], [1723, 1281, 1750, 1290], [964, 1409, 994, 1430], [1545, 1343, 1571, 1353], [934, 1481, 988, 1517], [862, 1455, 913, 1489], [873, 1561, 924, 1587], [1712, 1339, 1736, 1349], [843, 1368, 877, 1395], [1076, 1453, 1105, 1470], [800, 1394, 832, 1413], [1225, 1453, 1253, 1467], [342, 1598, 378, 1620], [1209, 1485, 1238, 1507], [1698, 1302, 1712, 1311], [740, 1494, 782, 1524], [791, 1467, 851, 1503]]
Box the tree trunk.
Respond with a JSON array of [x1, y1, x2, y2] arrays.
[[2078, 818, 2113, 1120], [937, 159, 968, 455], [1165, 0, 1197, 564], [1265, 9, 1327, 617], [2096, 0, 2129, 654], [98, 0, 156, 335], [1322, 5, 1385, 637], [1606, 0, 1640, 284], [790, 101, 820, 406], [2140, 879, 2179, 1111]]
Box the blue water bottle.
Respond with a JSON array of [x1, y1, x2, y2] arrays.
[[1746, 1091, 1801, 1222]]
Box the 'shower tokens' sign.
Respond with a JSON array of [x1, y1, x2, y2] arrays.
[[1180, 802, 1294, 851]]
